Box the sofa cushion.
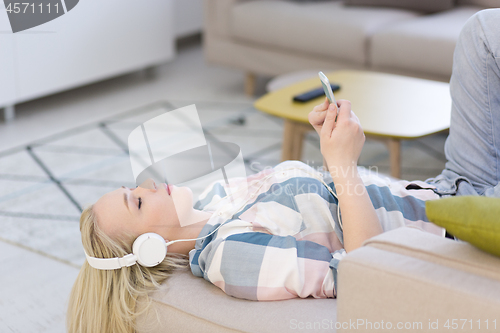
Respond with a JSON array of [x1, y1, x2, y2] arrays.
[[230, 1, 419, 65], [370, 6, 482, 77], [426, 196, 500, 257], [136, 268, 336, 333], [344, 0, 454, 14], [457, 0, 500, 7]]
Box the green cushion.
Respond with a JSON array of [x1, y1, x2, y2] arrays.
[[426, 196, 500, 257]]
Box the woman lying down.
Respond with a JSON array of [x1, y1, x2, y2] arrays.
[[67, 99, 446, 333]]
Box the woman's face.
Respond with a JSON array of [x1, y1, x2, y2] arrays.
[[93, 179, 194, 242]]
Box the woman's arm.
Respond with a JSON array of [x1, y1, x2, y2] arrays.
[[310, 100, 382, 253]]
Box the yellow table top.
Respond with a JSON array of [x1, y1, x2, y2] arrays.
[[254, 70, 451, 139]]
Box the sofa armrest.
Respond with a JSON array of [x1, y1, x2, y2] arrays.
[[336, 227, 500, 332]]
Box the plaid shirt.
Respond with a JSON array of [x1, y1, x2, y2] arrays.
[[189, 161, 443, 301]]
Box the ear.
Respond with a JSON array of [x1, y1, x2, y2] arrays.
[[133, 233, 167, 267]]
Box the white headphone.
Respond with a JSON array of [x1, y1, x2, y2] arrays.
[[85, 166, 342, 270], [85, 225, 226, 270], [85, 233, 168, 270]]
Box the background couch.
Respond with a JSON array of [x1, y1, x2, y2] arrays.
[[203, 0, 498, 94]]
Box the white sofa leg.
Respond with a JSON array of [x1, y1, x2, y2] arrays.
[[3, 105, 15, 122]]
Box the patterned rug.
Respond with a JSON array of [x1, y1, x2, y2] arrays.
[[0, 100, 446, 267], [0, 100, 317, 267]]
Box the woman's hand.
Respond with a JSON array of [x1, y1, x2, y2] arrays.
[[308, 97, 330, 136], [320, 100, 365, 173], [318, 100, 381, 253]]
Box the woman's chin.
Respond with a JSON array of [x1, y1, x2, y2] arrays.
[[172, 186, 193, 207], [172, 185, 192, 195]]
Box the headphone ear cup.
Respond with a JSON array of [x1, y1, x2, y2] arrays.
[[132, 233, 167, 267]]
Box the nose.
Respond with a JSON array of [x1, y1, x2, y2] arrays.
[[137, 178, 157, 190]]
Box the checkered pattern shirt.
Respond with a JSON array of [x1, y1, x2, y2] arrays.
[[189, 161, 443, 301]]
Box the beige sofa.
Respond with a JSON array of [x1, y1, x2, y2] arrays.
[[136, 227, 500, 332], [203, 0, 498, 94]]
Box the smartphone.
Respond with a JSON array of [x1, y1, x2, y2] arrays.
[[318, 72, 337, 105], [293, 84, 340, 103]]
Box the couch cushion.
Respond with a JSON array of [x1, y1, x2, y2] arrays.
[[344, 0, 454, 14], [230, 1, 419, 65], [136, 268, 336, 333], [370, 6, 483, 77]]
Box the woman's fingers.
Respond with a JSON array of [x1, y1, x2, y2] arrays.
[[313, 97, 329, 113], [336, 100, 352, 122], [309, 98, 333, 129], [321, 97, 329, 110], [350, 110, 361, 125], [320, 102, 337, 138], [308, 109, 325, 126]]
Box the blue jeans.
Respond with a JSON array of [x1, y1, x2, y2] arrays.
[[426, 9, 500, 197]]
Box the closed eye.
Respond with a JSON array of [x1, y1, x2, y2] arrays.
[[138, 198, 142, 209]]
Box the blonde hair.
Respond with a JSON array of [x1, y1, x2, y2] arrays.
[[67, 205, 188, 333]]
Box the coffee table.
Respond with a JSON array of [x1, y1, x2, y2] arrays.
[[254, 70, 451, 178]]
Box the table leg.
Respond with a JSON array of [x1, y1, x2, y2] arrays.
[[281, 119, 296, 161], [245, 72, 256, 96], [388, 138, 401, 179]]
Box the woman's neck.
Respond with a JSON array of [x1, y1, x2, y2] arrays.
[[169, 209, 213, 256]]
